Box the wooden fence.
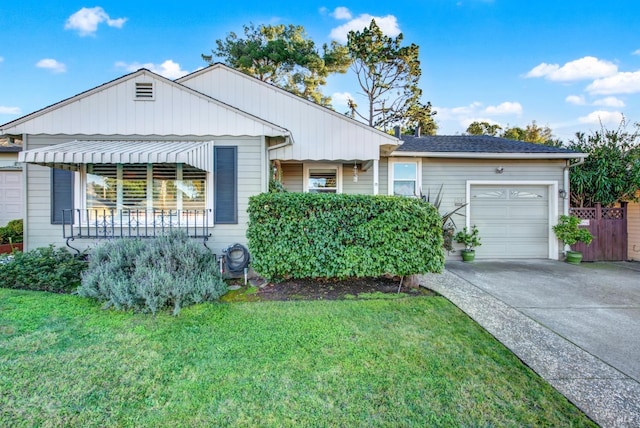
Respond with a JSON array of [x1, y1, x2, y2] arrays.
[[570, 203, 627, 261]]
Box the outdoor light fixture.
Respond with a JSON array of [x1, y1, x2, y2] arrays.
[[353, 162, 358, 182], [559, 189, 567, 199], [495, 167, 504, 174]]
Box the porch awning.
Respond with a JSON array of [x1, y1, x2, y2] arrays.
[[18, 140, 213, 171]]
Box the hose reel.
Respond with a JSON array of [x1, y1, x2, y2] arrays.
[[223, 243, 251, 275]]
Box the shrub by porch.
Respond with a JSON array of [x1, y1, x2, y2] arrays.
[[247, 193, 444, 281]]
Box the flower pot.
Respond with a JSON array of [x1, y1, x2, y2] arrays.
[[565, 250, 583, 265], [461, 250, 475, 262]]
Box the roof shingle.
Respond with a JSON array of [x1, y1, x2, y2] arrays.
[[397, 135, 579, 154]]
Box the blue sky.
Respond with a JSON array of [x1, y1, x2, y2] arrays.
[[1, 0, 639, 141]]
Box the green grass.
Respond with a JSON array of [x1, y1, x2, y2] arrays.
[[0, 289, 595, 427]]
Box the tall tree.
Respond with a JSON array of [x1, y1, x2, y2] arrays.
[[204, 24, 350, 106], [346, 20, 424, 131], [404, 101, 438, 135], [466, 121, 502, 136], [567, 120, 640, 207], [502, 121, 555, 145], [467, 120, 560, 146]]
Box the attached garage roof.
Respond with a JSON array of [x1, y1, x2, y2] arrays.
[[19, 140, 213, 171], [394, 135, 586, 159]]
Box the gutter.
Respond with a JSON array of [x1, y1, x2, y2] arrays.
[[389, 151, 588, 160], [266, 135, 294, 152]]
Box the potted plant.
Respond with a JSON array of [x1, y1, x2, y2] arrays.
[[454, 225, 481, 262], [552, 215, 593, 264]]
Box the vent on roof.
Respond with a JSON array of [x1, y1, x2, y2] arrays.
[[135, 82, 154, 100]]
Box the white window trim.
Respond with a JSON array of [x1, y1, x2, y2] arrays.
[[465, 180, 559, 260], [387, 158, 422, 197], [303, 163, 343, 193], [75, 163, 213, 223]]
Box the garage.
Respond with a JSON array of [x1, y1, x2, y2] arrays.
[[0, 170, 23, 226], [470, 184, 550, 259]]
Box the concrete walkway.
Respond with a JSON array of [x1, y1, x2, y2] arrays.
[[420, 260, 640, 428]]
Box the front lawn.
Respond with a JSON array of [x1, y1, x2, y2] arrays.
[[0, 289, 595, 427]]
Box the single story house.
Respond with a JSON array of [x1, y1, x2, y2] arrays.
[[0, 137, 23, 226], [0, 63, 586, 259]]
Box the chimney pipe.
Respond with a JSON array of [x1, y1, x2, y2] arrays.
[[394, 126, 401, 138], [414, 126, 421, 138]]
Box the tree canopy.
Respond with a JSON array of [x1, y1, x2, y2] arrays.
[[567, 120, 640, 207], [346, 20, 433, 132], [204, 24, 350, 106], [205, 21, 437, 132], [466, 121, 502, 136], [466, 120, 560, 146]]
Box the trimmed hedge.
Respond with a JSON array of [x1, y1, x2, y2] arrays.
[[247, 193, 444, 281]]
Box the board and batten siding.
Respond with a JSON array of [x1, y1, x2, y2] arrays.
[[2, 72, 286, 138], [22, 135, 265, 254], [178, 66, 398, 161]]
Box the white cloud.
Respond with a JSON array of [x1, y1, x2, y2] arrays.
[[592, 96, 625, 107], [565, 95, 586, 105], [483, 101, 522, 115], [65, 7, 127, 36], [633, 49, 640, 56], [115, 60, 190, 79], [566, 94, 624, 107], [0, 106, 21, 115], [0, 56, 4, 63], [578, 110, 624, 126], [586, 71, 640, 95], [36, 58, 67, 73], [331, 7, 352, 20], [435, 101, 520, 130], [329, 14, 401, 43], [330, 91, 354, 108], [525, 56, 618, 82]]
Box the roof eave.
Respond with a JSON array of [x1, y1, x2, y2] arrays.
[[389, 151, 588, 159]]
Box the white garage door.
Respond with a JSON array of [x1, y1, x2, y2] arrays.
[[0, 171, 23, 226], [470, 185, 549, 258]]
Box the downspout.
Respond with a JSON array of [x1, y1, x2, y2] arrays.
[[266, 134, 293, 192], [266, 134, 294, 153], [22, 133, 28, 251], [563, 157, 585, 216]]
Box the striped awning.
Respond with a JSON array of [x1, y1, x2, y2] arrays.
[[18, 140, 213, 171]]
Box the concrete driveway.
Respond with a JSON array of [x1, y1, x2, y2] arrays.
[[421, 260, 640, 428]]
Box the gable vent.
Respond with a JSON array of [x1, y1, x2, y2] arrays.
[[135, 82, 154, 100]]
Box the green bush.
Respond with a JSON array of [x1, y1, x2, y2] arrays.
[[0, 219, 23, 244], [0, 245, 87, 293], [247, 193, 445, 281], [78, 231, 227, 315]]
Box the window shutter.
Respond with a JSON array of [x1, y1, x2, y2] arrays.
[[214, 146, 237, 224], [51, 169, 74, 224]]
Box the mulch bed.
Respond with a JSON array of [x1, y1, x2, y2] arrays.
[[254, 276, 434, 301]]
